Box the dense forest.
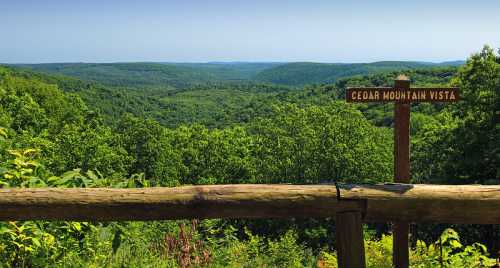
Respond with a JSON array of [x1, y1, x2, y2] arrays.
[[13, 62, 281, 88], [253, 61, 463, 86], [13, 60, 462, 88], [0, 46, 498, 267]]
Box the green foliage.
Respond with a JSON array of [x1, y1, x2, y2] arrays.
[[115, 115, 183, 186], [319, 229, 496, 268], [266, 230, 308, 267], [0, 46, 498, 266], [249, 103, 393, 183], [13, 62, 280, 88], [0, 149, 47, 187], [412, 46, 500, 184], [255, 61, 461, 86], [45, 122, 133, 179], [5, 62, 459, 132], [198, 222, 313, 267], [0, 67, 86, 135], [48, 169, 107, 188], [13, 61, 460, 89], [411, 228, 496, 267], [168, 124, 257, 184]]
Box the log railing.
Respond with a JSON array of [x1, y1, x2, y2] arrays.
[[1, 184, 498, 223], [1, 184, 499, 267]]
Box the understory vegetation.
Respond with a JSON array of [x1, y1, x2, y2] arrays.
[[0, 46, 498, 267]]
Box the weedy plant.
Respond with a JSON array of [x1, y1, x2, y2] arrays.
[[161, 220, 211, 268]]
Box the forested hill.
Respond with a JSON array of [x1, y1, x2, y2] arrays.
[[2, 64, 459, 128], [10, 60, 464, 89], [11, 62, 281, 88], [253, 61, 464, 86]]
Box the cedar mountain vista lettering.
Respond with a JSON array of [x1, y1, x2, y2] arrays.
[[346, 88, 459, 103]]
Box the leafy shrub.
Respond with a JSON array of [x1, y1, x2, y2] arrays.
[[318, 228, 496, 268]]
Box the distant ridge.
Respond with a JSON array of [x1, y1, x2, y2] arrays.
[[8, 62, 281, 87], [6, 60, 464, 88], [253, 61, 464, 86]]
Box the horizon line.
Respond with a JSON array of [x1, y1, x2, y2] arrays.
[[2, 59, 466, 65]]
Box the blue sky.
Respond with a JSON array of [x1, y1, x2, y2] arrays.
[[1, 0, 499, 63]]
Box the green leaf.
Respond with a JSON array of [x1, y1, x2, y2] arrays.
[[449, 240, 462, 249], [61, 169, 82, 180], [0, 225, 13, 235], [31, 237, 41, 248], [72, 222, 82, 232], [0, 127, 7, 138]]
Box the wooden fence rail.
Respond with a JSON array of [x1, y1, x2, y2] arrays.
[[0, 184, 498, 223], [1, 183, 499, 268]]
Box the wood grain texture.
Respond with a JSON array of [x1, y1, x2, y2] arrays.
[[0, 184, 498, 223], [336, 211, 366, 268], [393, 76, 411, 268]]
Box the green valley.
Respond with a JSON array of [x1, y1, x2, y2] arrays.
[[0, 47, 498, 267]]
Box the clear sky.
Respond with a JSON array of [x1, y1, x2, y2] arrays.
[[1, 0, 499, 63]]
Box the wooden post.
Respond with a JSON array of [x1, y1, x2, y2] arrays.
[[336, 211, 366, 268], [346, 77, 461, 268], [393, 75, 411, 268]]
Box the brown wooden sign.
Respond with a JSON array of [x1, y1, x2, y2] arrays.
[[346, 87, 459, 102], [345, 75, 459, 268]]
